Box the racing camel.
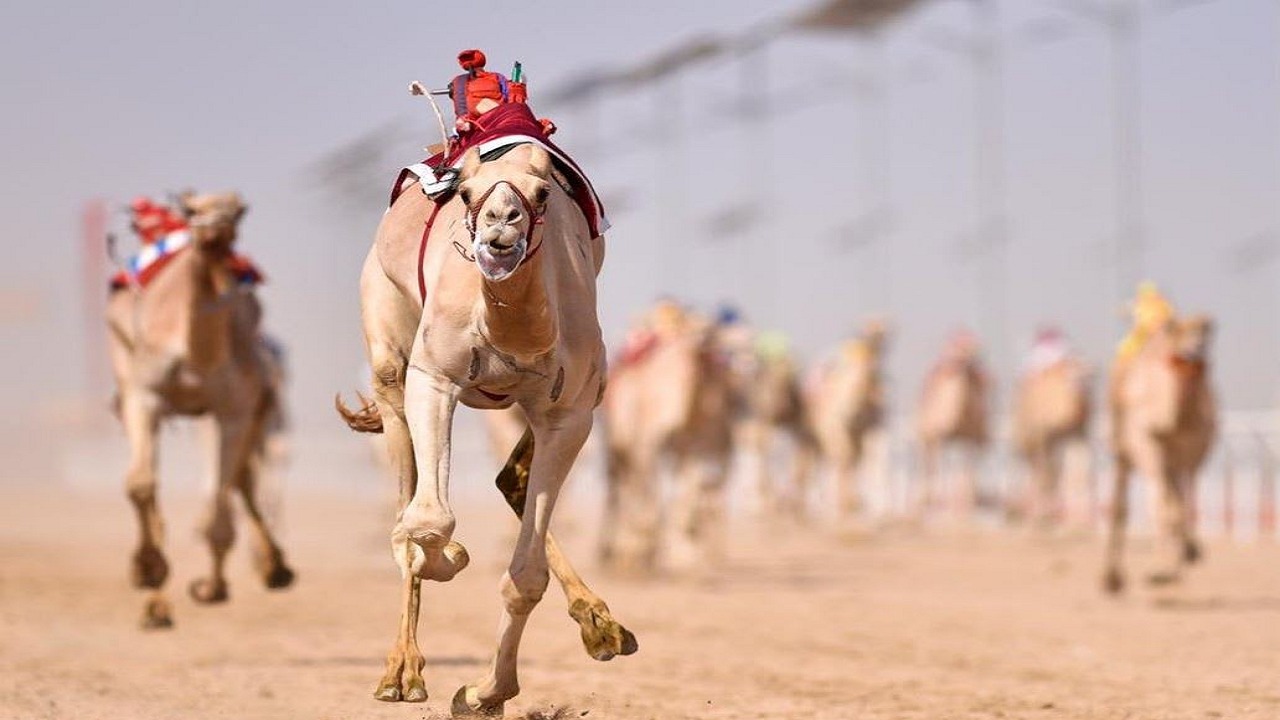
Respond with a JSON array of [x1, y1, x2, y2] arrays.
[[601, 301, 736, 573], [1103, 314, 1217, 593], [1011, 329, 1092, 528], [337, 139, 636, 712], [722, 326, 816, 519], [916, 330, 991, 520], [808, 321, 890, 525], [106, 192, 294, 629]]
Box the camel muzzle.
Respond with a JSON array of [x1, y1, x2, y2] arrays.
[[474, 235, 528, 281]]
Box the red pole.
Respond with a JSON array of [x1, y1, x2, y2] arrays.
[[82, 199, 109, 414]]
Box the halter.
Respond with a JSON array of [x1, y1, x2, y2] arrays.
[[454, 179, 545, 265]]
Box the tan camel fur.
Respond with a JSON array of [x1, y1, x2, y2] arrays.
[[916, 336, 991, 519], [336, 145, 634, 713], [1103, 315, 1217, 594], [106, 192, 294, 629], [601, 306, 736, 574], [807, 323, 890, 524], [1012, 358, 1092, 527]]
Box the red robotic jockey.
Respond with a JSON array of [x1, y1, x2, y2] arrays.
[[129, 196, 188, 245], [444, 49, 555, 136]]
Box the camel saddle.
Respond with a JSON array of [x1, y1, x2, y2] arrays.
[[110, 231, 264, 291]]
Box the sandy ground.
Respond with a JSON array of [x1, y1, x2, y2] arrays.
[[2, 473, 1279, 720]]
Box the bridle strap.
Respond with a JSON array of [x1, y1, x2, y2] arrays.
[[461, 180, 544, 262]]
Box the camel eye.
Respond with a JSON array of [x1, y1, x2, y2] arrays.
[[534, 185, 549, 205], [458, 187, 472, 206]]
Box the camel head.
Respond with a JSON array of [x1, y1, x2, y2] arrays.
[[860, 318, 891, 362], [181, 192, 247, 253], [456, 144, 553, 282], [1170, 314, 1213, 368]]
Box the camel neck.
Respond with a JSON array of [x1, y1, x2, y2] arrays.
[[479, 254, 557, 361], [175, 247, 235, 370]]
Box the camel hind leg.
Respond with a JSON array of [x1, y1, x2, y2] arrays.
[[496, 427, 638, 662]]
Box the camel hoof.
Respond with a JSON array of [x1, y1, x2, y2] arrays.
[[1146, 571, 1181, 587], [1102, 569, 1125, 595], [264, 564, 296, 590], [451, 685, 503, 717], [569, 598, 639, 661], [373, 682, 402, 702], [403, 677, 428, 703], [188, 578, 229, 604], [1183, 541, 1203, 565], [414, 540, 470, 582], [140, 597, 173, 630], [131, 547, 169, 589]]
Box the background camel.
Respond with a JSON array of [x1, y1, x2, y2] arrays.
[[1104, 315, 1217, 593], [1011, 341, 1093, 529], [337, 144, 633, 713], [106, 192, 294, 628], [916, 331, 991, 521], [601, 303, 736, 574], [806, 322, 890, 525], [720, 326, 815, 518]]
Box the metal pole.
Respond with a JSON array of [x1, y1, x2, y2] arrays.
[[1111, 0, 1142, 320], [654, 77, 686, 296], [857, 33, 891, 317], [82, 198, 108, 417], [975, 0, 1009, 384]]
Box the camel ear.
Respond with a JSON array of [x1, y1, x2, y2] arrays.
[[1189, 314, 1214, 339], [178, 193, 199, 219], [526, 146, 552, 179], [234, 200, 249, 223], [458, 148, 482, 182]]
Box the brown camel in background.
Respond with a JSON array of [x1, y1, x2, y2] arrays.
[[1103, 315, 1217, 594], [601, 303, 736, 574], [106, 192, 294, 629], [807, 322, 889, 525], [337, 144, 634, 713], [916, 331, 990, 520], [1011, 346, 1093, 529]]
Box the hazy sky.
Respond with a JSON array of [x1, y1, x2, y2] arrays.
[[2, 0, 1278, 448]]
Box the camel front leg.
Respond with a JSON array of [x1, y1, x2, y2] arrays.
[[1102, 455, 1133, 594], [120, 390, 171, 628], [495, 428, 638, 662], [787, 429, 817, 520], [190, 411, 257, 605], [1149, 466, 1193, 586], [833, 436, 865, 527], [915, 439, 940, 521], [235, 401, 296, 591], [454, 411, 592, 717], [606, 443, 662, 574], [744, 420, 775, 515], [376, 368, 466, 703]]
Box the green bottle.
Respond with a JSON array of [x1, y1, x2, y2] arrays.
[[511, 61, 523, 83]]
